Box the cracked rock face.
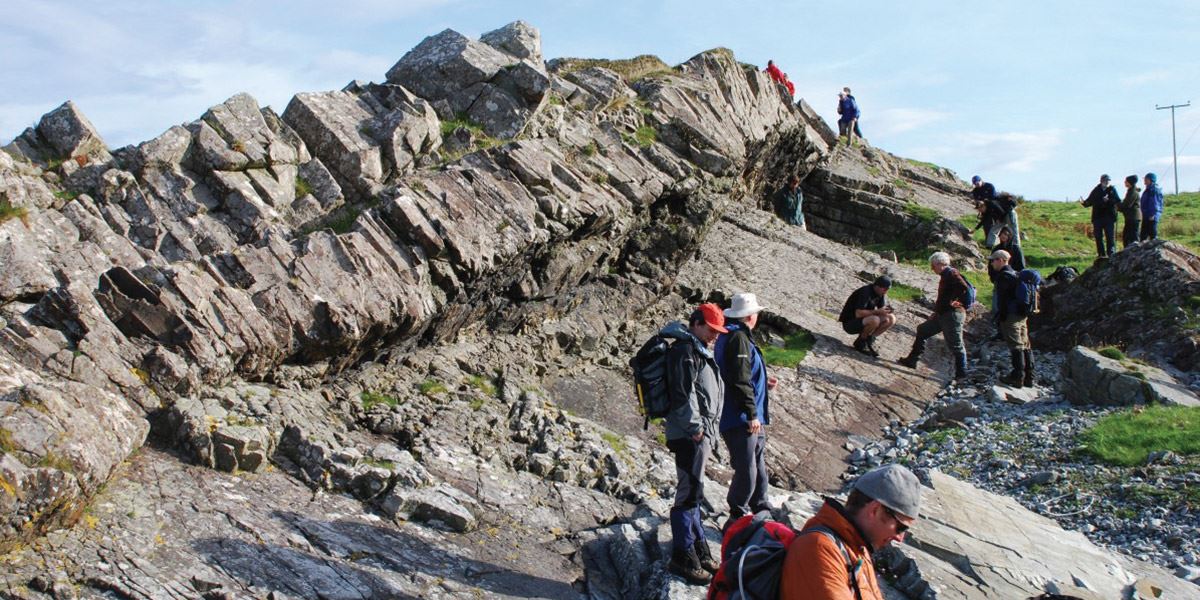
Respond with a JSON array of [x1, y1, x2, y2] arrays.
[[3, 19, 1190, 600]]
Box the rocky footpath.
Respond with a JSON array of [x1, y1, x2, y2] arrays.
[[844, 339, 1200, 594], [2, 18, 1196, 600]]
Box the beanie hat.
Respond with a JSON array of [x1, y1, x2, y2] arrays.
[[1146, 172, 1158, 184]]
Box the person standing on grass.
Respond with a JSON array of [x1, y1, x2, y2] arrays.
[[715, 293, 778, 527], [1081, 174, 1121, 258], [1140, 173, 1164, 241], [1120, 174, 1141, 248], [987, 227, 1024, 338]]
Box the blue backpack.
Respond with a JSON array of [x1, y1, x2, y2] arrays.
[[949, 268, 976, 308], [1013, 269, 1042, 316]]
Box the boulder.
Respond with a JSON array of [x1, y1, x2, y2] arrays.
[[7, 101, 113, 165], [282, 91, 384, 197], [385, 28, 512, 111], [378, 484, 478, 532], [1062, 346, 1199, 407], [480, 20, 543, 64]]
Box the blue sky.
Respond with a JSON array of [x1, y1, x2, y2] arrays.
[[3, 0, 1198, 200]]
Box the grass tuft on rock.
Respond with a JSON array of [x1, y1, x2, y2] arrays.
[[761, 331, 816, 368], [361, 391, 399, 410], [1, 199, 30, 224], [418, 379, 447, 396], [887, 282, 925, 303], [294, 175, 314, 198], [1079, 405, 1200, 466], [1097, 346, 1126, 361], [466, 374, 496, 397]]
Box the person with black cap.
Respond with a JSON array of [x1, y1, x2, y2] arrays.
[[1081, 174, 1121, 257], [779, 464, 922, 599], [661, 303, 728, 584], [1120, 174, 1142, 249], [838, 276, 896, 357]]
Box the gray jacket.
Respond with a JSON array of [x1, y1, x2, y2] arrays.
[[661, 322, 724, 444]]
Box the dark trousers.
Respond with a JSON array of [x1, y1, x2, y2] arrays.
[[722, 427, 769, 519], [667, 437, 710, 552], [1122, 218, 1140, 248], [1140, 218, 1159, 241], [1093, 220, 1116, 257]]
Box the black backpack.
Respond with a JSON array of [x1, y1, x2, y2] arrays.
[[630, 327, 687, 429]]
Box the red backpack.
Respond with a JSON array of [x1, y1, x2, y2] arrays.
[[707, 512, 797, 600]]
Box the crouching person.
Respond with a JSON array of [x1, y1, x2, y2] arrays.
[[838, 275, 896, 357], [664, 303, 727, 584], [780, 464, 922, 600]]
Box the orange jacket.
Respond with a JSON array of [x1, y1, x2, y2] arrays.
[[778, 500, 884, 600]]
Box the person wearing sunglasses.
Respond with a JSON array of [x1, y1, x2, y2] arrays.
[[779, 464, 922, 599]]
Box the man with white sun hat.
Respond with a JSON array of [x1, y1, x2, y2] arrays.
[[714, 293, 780, 525]]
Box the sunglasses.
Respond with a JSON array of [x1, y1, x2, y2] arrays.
[[882, 505, 911, 534]]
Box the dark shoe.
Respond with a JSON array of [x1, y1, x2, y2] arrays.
[[668, 549, 711, 585], [1023, 349, 1035, 387], [1000, 372, 1024, 387], [693, 539, 719, 574], [898, 353, 919, 368], [864, 336, 880, 358], [1000, 350, 1024, 387], [853, 336, 871, 356]]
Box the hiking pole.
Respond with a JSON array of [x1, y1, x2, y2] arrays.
[[1156, 101, 1191, 196]]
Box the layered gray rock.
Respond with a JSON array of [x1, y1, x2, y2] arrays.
[[481, 20, 543, 64], [4, 100, 112, 166], [1062, 345, 1199, 407]]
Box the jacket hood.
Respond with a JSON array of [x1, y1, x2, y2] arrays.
[[659, 321, 691, 339]]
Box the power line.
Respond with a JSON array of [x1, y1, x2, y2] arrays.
[[1156, 101, 1190, 195]]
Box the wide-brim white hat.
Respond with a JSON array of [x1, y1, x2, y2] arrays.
[[724, 293, 766, 318]]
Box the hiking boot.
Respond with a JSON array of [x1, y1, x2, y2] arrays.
[[693, 539, 719, 574], [1000, 349, 1024, 387], [1000, 371, 1024, 387], [668, 549, 711, 585], [898, 353, 919, 368], [864, 336, 880, 358], [853, 336, 871, 355], [1023, 349, 1036, 387]]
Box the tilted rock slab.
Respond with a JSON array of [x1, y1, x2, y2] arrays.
[[1062, 345, 1199, 407]]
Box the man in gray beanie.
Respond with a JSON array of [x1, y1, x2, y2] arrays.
[[779, 464, 922, 599]]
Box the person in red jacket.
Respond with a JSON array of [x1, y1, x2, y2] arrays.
[[764, 60, 785, 84], [779, 464, 922, 600]]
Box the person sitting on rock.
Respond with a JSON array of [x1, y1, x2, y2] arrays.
[[779, 464, 922, 600], [989, 249, 1035, 387], [662, 303, 727, 584], [715, 293, 778, 527], [838, 276, 895, 357], [1080, 174, 1121, 258], [1120, 174, 1141, 249], [898, 252, 970, 380], [774, 174, 806, 229]]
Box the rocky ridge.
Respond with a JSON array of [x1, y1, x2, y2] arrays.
[[1, 19, 1195, 600]]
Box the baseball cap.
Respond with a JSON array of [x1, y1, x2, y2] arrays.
[[989, 249, 1011, 261], [694, 303, 729, 333], [873, 275, 893, 289], [1100, 174, 1111, 181], [853, 464, 922, 518]]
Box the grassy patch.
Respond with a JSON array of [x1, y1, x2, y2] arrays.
[[362, 458, 396, 470], [439, 114, 485, 138], [1097, 346, 1126, 361], [761, 331, 817, 368], [418, 379, 447, 396], [468, 397, 486, 411], [294, 175, 314, 198], [892, 177, 911, 190], [327, 207, 361, 234], [361, 391, 400, 410], [887, 282, 925, 303], [0, 427, 16, 453], [905, 158, 943, 171], [554, 55, 674, 83], [1079, 405, 1200, 466], [0, 199, 28, 224], [633, 126, 656, 147], [52, 190, 79, 202], [466, 374, 497, 397], [903, 202, 939, 224], [600, 431, 628, 454]]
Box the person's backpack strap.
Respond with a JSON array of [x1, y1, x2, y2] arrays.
[[800, 525, 864, 600]]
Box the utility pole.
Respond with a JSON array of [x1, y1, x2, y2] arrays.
[[1156, 101, 1190, 196]]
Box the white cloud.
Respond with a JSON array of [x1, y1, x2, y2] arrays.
[[1119, 69, 1173, 87], [869, 107, 950, 137], [1149, 155, 1200, 168], [948, 129, 1066, 173]]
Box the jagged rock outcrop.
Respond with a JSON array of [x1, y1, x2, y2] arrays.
[[803, 143, 981, 264], [3, 19, 1182, 600], [1034, 239, 1200, 373]]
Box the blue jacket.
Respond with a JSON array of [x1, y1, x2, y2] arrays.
[[837, 95, 859, 123], [716, 322, 770, 432], [1140, 184, 1163, 220]]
